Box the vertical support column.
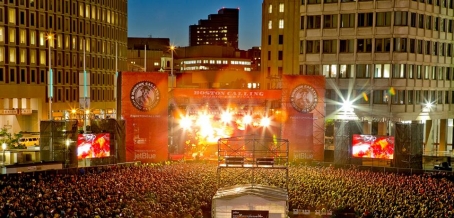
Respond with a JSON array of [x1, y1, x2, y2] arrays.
[[377, 121, 387, 135], [26, 98, 31, 109], [0, 98, 4, 109], [8, 98, 13, 109], [17, 98, 22, 110], [439, 119, 447, 152], [425, 120, 433, 153], [362, 121, 371, 134]]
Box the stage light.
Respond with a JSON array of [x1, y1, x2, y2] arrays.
[[341, 99, 354, 112], [221, 112, 232, 123], [180, 116, 192, 130], [260, 117, 271, 127], [197, 114, 210, 126], [243, 115, 252, 125]]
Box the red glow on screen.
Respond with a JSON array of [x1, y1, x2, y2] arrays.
[[352, 134, 394, 159], [77, 133, 110, 159]]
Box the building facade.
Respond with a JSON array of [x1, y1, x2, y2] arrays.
[[0, 0, 128, 133], [189, 8, 239, 49], [262, 0, 454, 153]]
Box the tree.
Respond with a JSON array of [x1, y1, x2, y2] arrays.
[[0, 127, 25, 149]]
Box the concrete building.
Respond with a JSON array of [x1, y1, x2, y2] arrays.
[[189, 8, 239, 49], [126, 37, 170, 72], [0, 0, 128, 133], [262, 0, 454, 154]]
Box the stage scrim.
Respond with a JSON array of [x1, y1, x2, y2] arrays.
[[172, 89, 282, 158], [121, 72, 168, 162], [282, 76, 326, 161]]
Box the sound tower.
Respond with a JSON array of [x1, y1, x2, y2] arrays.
[[394, 123, 423, 169]]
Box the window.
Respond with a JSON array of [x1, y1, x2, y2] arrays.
[[300, 40, 304, 54], [279, 19, 284, 29], [410, 13, 417, 27], [426, 16, 432, 30], [417, 40, 423, 54], [9, 29, 15, 43], [375, 38, 391, 52], [415, 90, 421, 104], [424, 66, 430, 79], [373, 90, 389, 104], [449, 44, 453, 57], [425, 41, 431, 55], [9, 47, 15, 63], [358, 13, 373, 27], [267, 51, 271, 60], [434, 17, 440, 31], [0, 27, 3, 42], [408, 90, 414, 104], [356, 64, 371, 78], [278, 51, 283, 60], [278, 35, 283, 44], [376, 12, 391, 26], [9, 69, 15, 83], [268, 4, 272, 13], [307, 16, 321, 29], [307, 0, 321, 4], [0, 47, 3, 62], [19, 11, 25, 25], [300, 16, 305, 29], [340, 14, 355, 28], [323, 40, 337, 53], [408, 64, 414, 78], [322, 65, 337, 77], [268, 35, 271, 45], [0, 8, 3, 23], [418, 14, 424, 29], [279, 3, 284, 12], [324, 15, 338, 28], [268, 20, 272, 29], [30, 49, 36, 64], [433, 42, 438, 55], [357, 39, 372, 52], [374, 64, 391, 78], [449, 20, 453, 33], [438, 67, 444, 80], [440, 43, 445, 56], [8, 8, 16, 24], [306, 65, 320, 75], [393, 64, 406, 78], [394, 38, 407, 52], [441, 18, 446, 32], [394, 12, 408, 26], [409, 39, 415, 53], [391, 90, 406, 105], [324, 0, 337, 3], [340, 39, 354, 53], [340, 65, 355, 78], [306, 40, 320, 53]]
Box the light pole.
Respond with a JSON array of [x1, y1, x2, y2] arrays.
[[65, 139, 70, 168], [170, 45, 175, 88], [2, 143, 6, 166], [47, 34, 54, 120]]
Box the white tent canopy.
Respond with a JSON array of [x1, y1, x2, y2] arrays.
[[212, 184, 288, 218]]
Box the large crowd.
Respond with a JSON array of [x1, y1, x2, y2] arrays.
[[1, 162, 454, 218]]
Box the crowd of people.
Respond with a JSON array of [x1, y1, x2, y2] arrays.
[[0, 162, 454, 218]]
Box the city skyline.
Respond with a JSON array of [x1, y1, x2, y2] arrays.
[[127, 0, 262, 50]]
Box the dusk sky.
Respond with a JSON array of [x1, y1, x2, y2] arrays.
[[127, 0, 262, 50]]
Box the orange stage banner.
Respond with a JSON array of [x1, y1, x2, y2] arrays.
[[282, 75, 326, 161], [173, 88, 282, 100], [121, 72, 168, 162]]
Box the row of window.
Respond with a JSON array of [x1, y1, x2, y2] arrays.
[[0, 47, 121, 70], [44, 86, 115, 103], [301, 0, 454, 7], [301, 12, 454, 32], [326, 89, 454, 105], [4, 0, 125, 16], [0, 67, 117, 86], [0, 13, 126, 42], [299, 38, 453, 56], [299, 64, 454, 80]]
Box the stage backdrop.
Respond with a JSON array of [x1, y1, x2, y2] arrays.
[[282, 75, 326, 161], [121, 72, 168, 162]]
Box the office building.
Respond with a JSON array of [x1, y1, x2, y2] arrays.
[[0, 0, 128, 133], [189, 8, 239, 49], [262, 0, 454, 153]]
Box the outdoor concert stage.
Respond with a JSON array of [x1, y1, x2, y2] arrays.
[[1, 161, 63, 174]]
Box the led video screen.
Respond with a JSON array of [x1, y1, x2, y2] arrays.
[[352, 134, 394, 159], [77, 133, 111, 159]]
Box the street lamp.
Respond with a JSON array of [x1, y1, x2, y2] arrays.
[[2, 143, 6, 166], [65, 139, 70, 168], [47, 33, 54, 120]]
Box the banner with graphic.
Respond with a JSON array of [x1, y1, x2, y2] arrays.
[[282, 75, 325, 161], [121, 72, 168, 162], [173, 89, 282, 100]]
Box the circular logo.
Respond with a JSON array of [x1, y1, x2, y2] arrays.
[[130, 81, 160, 111], [290, 84, 318, 113]]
